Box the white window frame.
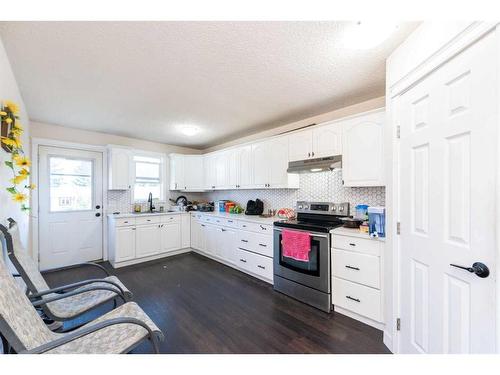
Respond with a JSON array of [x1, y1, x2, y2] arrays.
[[131, 151, 167, 203]]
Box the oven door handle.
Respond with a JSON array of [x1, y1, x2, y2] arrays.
[[273, 227, 329, 238]]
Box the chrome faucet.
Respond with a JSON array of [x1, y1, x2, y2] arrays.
[[148, 192, 155, 212]]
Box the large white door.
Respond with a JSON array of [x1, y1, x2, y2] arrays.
[[398, 33, 497, 353], [39, 146, 103, 270]]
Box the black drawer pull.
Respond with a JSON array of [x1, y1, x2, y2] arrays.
[[349, 243, 356, 246], [241, 239, 249, 243], [345, 265, 360, 271], [239, 259, 247, 263], [346, 295, 360, 303], [257, 265, 265, 269], [260, 225, 267, 230], [258, 243, 267, 247]]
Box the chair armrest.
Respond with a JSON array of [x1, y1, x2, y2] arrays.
[[31, 284, 127, 306], [41, 262, 110, 277], [29, 278, 126, 299], [20, 317, 161, 354]]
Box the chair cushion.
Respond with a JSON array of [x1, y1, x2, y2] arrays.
[[46, 302, 164, 354], [45, 276, 132, 319]]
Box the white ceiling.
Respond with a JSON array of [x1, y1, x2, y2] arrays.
[[0, 21, 417, 149]]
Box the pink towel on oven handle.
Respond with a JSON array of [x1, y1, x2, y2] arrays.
[[281, 229, 311, 262]]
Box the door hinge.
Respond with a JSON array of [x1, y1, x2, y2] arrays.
[[396, 222, 401, 235], [396, 125, 401, 139], [396, 318, 401, 331]]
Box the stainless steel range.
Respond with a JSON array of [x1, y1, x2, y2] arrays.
[[273, 201, 349, 312]]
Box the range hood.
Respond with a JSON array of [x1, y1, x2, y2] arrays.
[[287, 155, 342, 174]]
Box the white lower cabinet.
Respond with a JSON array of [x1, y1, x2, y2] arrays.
[[332, 230, 384, 328], [191, 213, 274, 283], [135, 224, 161, 258], [108, 213, 188, 268]]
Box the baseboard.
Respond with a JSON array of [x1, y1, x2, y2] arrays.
[[110, 248, 191, 268], [334, 306, 385, 331], [383, 330, 394, 353]]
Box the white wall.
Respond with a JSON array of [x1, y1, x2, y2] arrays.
[[0, 36, 30, 255]]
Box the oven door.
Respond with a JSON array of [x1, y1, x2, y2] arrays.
[[273, 227, 330, 293]]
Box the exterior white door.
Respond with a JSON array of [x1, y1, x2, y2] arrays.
[[39, 146, 103, 270], [398, 33, 497, 353]]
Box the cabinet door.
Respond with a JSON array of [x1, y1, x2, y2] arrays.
[[109, 148, 131, 190], [251, 141, 269, 188], [224, 229, 237, 264], [342, 111, 385, 187], [214, 227, 225, 259], [203, 154, 217, 189], [135, 225, 161, 258], [181, 214, 190, 248], [160, 223, 181, 253], [184, 156, 204, 190], [312, 123, 342, 158], [214, 151, 229, 189], [239, 145, 253, 188], [288, 129, 312, 162], [169, 154, 185, 190], [227, 148, 240, 189], [204, 225, 217, 255], [268, 136, 290, 188], [115, 226, 136, 262], [190, 217, 199, 249], [198, 223, 207, 252]]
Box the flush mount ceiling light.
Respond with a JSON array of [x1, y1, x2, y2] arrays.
[[179, 125, 200, 137], [342, 21, 399, 49]]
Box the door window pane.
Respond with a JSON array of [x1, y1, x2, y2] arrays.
[[49, 157, 93, 212]]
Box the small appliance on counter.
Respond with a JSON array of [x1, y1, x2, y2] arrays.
[[354, 204, 369, 220], [245, 199, 264, 215], [368, 206, 385, 238], [215, 200, 229, 212], [196, 202, 214, 212]]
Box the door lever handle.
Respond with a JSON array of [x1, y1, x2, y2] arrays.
[[450, 262, 490, 278]]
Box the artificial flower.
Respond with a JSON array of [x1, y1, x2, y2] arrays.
[[4, 100, 20, 115], [1, 136, 22, 148], [12, 192, 27, 203], [5, 118, 12, 124], [0, 111, 7, 116], [11, 174, 28, 184], [27, 183, 36, 190], [19, 168, 29, 176], [14, 155, 31, 168], [11, 127, 23, 137], [13, 121, 23, 130]]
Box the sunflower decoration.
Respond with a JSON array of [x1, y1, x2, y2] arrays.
[[1, 99, 34, 211]]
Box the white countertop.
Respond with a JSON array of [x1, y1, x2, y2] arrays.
[[331, 227, 385, 241], [191, 211, 279, 225], [107, 211, 188, 219]]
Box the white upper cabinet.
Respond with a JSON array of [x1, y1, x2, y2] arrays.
[[268, 136, 291, 188], [288, 122, 342, 162], [204, 154, 217, 190], [288, 130, 313, 162], [108, 147, 131, 190], [312, 123, 343, 158], [169, 154, 185, 190], [238, 145, 253, 188], [252, 141, 269, 188], [342, 109, 385, 187], [214, 151, 229, 189], [183, 155, 204, 191]]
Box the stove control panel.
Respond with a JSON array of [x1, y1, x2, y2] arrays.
[[296, 201, 350, 216]]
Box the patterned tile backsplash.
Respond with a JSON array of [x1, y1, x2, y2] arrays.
[[107, 170, 384, 216]]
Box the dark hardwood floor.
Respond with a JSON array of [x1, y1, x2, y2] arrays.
[[43, 252, 391, 354]]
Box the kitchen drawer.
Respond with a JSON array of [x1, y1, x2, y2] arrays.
[[252, 232, 273, 257], [235, 248, 273, 280], [160, 215, 181, 224], [135, 216, 161, 226], [332, 249, 380, 289], [115, 217, 136, 227], [332, 234, 381, 256], [333, 277, 381, 322], [224, 218, 239, 229], [238, 221, 272, 235], [202, 216, 215, 224]]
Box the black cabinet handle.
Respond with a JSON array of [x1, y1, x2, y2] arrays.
[[259, 243, 267, 247], [345, 265, 360, 271], [349, 243, 356, 246], [346, 296, 360, 303], [257, 265, 265, 269], [241, 239, 249, 243], [239, 259, 247, 263], [260, 225, 267, 230], [450, 262, 490, 278]]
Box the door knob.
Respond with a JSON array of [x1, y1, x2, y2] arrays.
[[450, 262, 490, 278], [95, 213, 101, 217], [96, 205, 101, 209]]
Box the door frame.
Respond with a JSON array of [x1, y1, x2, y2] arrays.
[[31, 138, 109, 268], [385, 21, 500, 353]]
